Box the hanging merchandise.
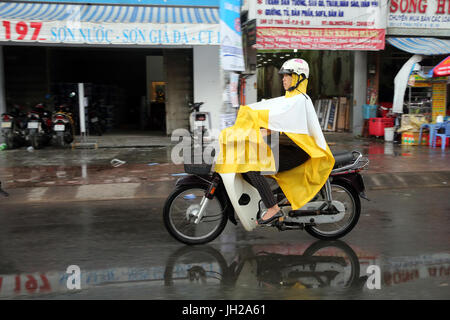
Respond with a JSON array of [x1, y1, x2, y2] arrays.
[[393, 55, 423, 114]]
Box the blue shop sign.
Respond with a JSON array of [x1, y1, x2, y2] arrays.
[[10, 0, 220, 7]]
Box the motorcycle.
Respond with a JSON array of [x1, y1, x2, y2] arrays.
[[1, 105, 27, 149], [26, 103, 53, 149], [87, 103, 104, 136], [189, 102, 211, 143], [163, 150, 369, 245], [52, 104, 75, 147], [163, 241, 368, 292]]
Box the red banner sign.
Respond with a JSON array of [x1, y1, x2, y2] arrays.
[[255, 27, 385, 50]]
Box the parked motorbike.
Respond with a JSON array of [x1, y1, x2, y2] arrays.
[[1, 105, 27, 149], [163, 150, 369, 245], [87, 103, 104, 136], [163, 241, 367, 292], [26, 103, 53, 149], [52, 104, 75, 147], [189, 102, 211, 143]]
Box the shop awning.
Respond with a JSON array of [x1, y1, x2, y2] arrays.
[[428, 56, 450, 77], [387, 37, 450, 55], [0, 2, 219, 24], [0, 2, 220, 46]]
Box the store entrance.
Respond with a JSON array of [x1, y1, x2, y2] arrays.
[[3, 46, 167, 136]]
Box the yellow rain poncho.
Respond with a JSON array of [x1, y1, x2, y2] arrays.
[[214, 74, 335, 210]]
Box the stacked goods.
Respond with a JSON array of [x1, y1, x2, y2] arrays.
[[397, 114, 429, 146], [314, 97, 350, 132], [401, 132, 428, 145]]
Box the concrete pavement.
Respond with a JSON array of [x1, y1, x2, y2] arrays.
[[0, 132, 448, 204]]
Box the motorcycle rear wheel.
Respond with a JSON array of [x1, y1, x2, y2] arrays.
[[305, 181, 361, 240], [30, 135, 42, 149], [5, 135, 15, 149], [56, 134, 65, 147], [163, 183, 228, 245], [303, 240, 360, 289]]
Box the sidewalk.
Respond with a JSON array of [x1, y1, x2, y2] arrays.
[[0, 133, 448, 204], [72, 131, 172, 148]]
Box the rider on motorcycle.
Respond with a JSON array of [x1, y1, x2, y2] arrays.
[[215, 58, 335, 225]]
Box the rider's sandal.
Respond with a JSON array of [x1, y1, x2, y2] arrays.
[[257, 210, 283, 225]]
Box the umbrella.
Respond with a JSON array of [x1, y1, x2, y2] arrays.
[[428, 56, 450, 77]]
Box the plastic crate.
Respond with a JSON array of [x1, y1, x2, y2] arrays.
[[379, 102, 393, 117], [363, 104, 377, 119], [432, 136, 450, 147], [369, 117, 395, 136]]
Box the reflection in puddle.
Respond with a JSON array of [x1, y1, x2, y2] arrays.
[[0, 242, 448, 299]]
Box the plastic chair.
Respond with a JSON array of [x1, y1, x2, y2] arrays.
[[432, 121, 450, 150], [419, 123, 433, 146]]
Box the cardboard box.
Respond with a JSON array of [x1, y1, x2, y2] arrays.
[[337, 97, 347, 131]]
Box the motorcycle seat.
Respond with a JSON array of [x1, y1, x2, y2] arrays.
[[332, 151, 357, 168]]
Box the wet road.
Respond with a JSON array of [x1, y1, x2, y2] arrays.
[[0, 186, 449, 300]]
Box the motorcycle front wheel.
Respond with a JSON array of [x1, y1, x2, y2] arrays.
[[163, 183, 228, 245], [305, 181, 361, 240]]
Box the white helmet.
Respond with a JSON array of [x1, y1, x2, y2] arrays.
[[279, 58, 309, 79]]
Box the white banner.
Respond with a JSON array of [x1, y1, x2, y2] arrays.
[[220, 0, 245, 71], [255, 0, 387, 29], [388, 0, 450, 29], [0, 19, 220, 45]]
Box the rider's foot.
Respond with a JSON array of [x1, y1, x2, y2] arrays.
[[257, 210, 283, 225]]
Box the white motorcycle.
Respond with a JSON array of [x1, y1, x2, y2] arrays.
[[163, 151, 369, 245], [188, 102, 211, 143]]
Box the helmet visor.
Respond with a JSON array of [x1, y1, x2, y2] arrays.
[[278, 68, 294, 75]]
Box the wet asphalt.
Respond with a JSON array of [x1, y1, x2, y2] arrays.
[[0, 187, 449, 300], [0, 135, 448, 300]]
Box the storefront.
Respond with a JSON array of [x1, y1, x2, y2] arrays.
[[0, 0, 223, 136], [381, 0, 450, 145], [245, 0, 388, 135]]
